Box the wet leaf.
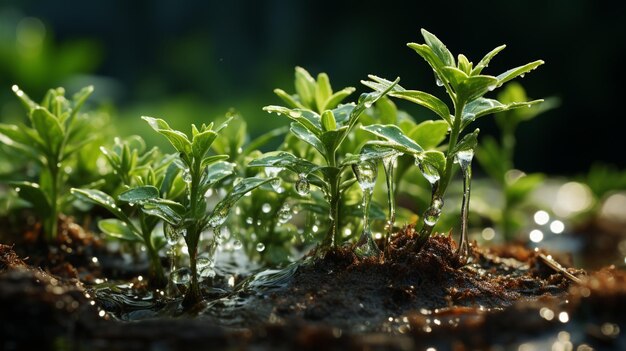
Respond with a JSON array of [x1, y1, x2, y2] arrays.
[[361, 124, 423, 155], [408, 120, 448, 150], [98, 219, 141, 242], [497, 60, 544, 86], [118, 186, 160, 203], [471, 45, 506, 76]]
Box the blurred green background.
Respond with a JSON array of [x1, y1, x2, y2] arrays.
[[1, 0, 624, 175]]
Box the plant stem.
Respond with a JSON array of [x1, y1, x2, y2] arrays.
[[321, 150, 341, 251], [45, 161, 60, 242], [141, 214, 166, 288], [182, 159, 203, 307], [415, 99, 465, 250]]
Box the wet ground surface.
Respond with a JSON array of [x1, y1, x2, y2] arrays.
[[1, 224, 626, 350]]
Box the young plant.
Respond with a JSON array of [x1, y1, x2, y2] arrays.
[[361, 29, 544, 258], [250, 67, 399, 256], [136, 117, 273, 306], [71, 136, 181, 287], [0, 85, 95, 242], [476, 82, 558, 239]]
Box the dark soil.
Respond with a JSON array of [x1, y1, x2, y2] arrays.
[[1, 225, 625, 351]]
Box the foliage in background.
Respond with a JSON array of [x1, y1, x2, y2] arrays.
[[0, 85, 99, 241], [475, 82, 558, 240]]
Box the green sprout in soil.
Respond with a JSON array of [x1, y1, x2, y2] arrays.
[[71, 136, 183, 287], [361, 29, 544, 259], [0, 85, 94, 242], [476, 82, 558, 240], [249, 67, 399, 256]]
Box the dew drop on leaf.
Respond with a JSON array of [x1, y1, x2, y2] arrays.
[[295, 173, 310, 196], [256, 242, 266, 252]]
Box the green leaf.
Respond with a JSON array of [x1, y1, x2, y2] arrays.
[[506, 173, 544, 206], [12, 85, 38, 112], [290, 122, 325, 155], [361, 124, 423, 155], [192, 129, 218, 159], [496, 60, 544, 86], [421, 29, 455, 67], [141, 198, 185, 225], [98, 219, 142, 242], [476, 136, 508, 183], [441, 66, 469, 87], [323, 87, 356, 111], [69, 85, 94, 120], [362, 75, 451, 124], [408, 120, 448, 150], [342, 144, 401, 166], [462, 98, 544, 129], [0, 124, 43, 154], [71, 188, 129, 220], [321, 110, 337, 131], [375, 97, 398, 125], [319, 126, 349, 155], [407, 43, 448, 87], [451, 128, 480, 155], [471, 45, 506, 76], [118, 186, 160, 203], [200, 154, 229, 169], [295, 66, 316, 108], [457, 54, 472, 74], [158, 129, 192, 155], [204, 161, 235, 185], [395, 90, 452, 125], [31, 107, 64, 156], [249, 151, 317, 175], [142, 116, 192, 155], [263, 106, 322, 135], [419, 150, 446, 176], [273, 89, 305, 109], [316, 73, 333, 112], [456, 75, 499, 103], [11, 181, 51, 217]]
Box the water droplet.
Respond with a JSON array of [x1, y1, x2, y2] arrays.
[[265, 167, 282, 192], [465, 112, 476, 121], [295, 173, 310, 196], [353, 160, 381, 258], [352, 160, 377, 191], [456, 148, 474, 262], [233, 240, 243, 250], [170, 267, 191, 285], [197, 257, 215, 279], [487, 84, 497, 91], [208, 202, 230, 228], [262, 203, 272, 213], [182, 168, 192, 184], [520, 73, 525, 78], [382, 153, 401, 247], [288, 110, 302, 118], [256, 242, 266, 252], [435, 76, 444, 87], [164, 224, 180, 245], [277, 203, 292, 224], [245, 217, 253, 224], [415, 157, 440, 185]]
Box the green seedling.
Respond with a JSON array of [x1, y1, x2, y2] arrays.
[[476, 82, 558, 239], [0, 85, 95, 242], [250, 67, 399, 256], [72, 136, 182, 287], [361, 29, 544, 258], [137, 116, 273, 307]]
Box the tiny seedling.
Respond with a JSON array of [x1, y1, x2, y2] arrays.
[[476, 82, 558, 239], [361, 29, 544, 258], [249, 67, 398, 256], [138, 116, 273, 306], [0, 85, 95, 242], [72, 136, 182, 287]]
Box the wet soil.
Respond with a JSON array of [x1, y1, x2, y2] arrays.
[[1, 225, 625, 351]]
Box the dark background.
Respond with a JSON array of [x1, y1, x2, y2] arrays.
[[1, 0, 625, 175]]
